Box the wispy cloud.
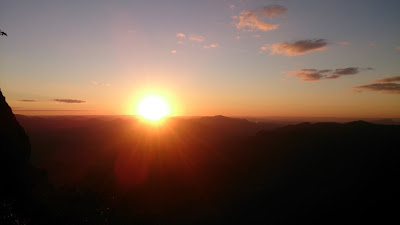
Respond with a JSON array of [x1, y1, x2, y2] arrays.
[[18, 99, 38, 102], [287, 67, 370, 81], [325, 67, 360, 80], [171, 50, 177, 54], [176, 32, 218, 49], [203, 43, 219, 49], [396, 46, 400, 51], [287, 69, 329, 81], [176, 33, 205, 43], [176, 33, 186, 38], [91, 81, 110, 86], [234, 5, 287, 32], [339, 41, 351, 45], [354, 75, 400, 94], [375, 75, 400, 83], [229, 4, 235, 10], [353, 83, 400, 94], [188, 34, 205, 42], [54, 99, 86, 103], [262, 39, 328, 56]]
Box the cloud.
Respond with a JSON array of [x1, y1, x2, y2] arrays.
[[287, 67, 368, 81], [176, 33, 207, 44], [325, 67, 359, 79], [203, 43, 219, 49], [171, 50, 177, 53], [339, 41, 351, 45], [54, 99, 86, 103], [234, 5, 287, 32], [91, 81, 110, 86], [188, 34, 205, 42], [369, 43, 376, 47], [258, 5, 287, 18], [230, 4, 235, 9], [396, 46, 400, 51], [287, 69, 331, 81], [18, 99, 37, 102], [353, 83, 400, 94], [375, 75, 400, 83], [262, 39, 328, 56]]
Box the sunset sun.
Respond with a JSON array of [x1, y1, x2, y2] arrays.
[[137, 95, 170, 121]]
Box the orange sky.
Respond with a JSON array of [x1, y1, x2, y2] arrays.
[[1, 0, 400, 118]]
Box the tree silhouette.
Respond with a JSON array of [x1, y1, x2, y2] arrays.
[[0, 29, 7, 36]]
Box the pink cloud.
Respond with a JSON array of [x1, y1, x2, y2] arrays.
[[353, 83, 400, 94], [18, 99, 38, 102], [234, 5, 287, 32], [287, 69, 330, 81], [262, 39, 328, 56], [287, 67, 370, 81], [339, 41, 351, 46], [91, 81, 111, 87], [188, 34, 205, 42], [204, 43, 219, 49], [375, 75, 400, 83], [54, 99, 86, 104]]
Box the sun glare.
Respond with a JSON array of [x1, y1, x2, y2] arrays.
[[137, 95, 170, 121]]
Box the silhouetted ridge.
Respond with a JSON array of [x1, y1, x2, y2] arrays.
[[345, 120, 373, 127], [257, 120, 384, 136], [1, 89, 35, 223], [198, 115, 249, 123], [193, 115, 260, 137], [1, 90, 33, 194], [1, 90, 50, 224], [371, 118, 400, 125], [3, 109, 399, 224], [0, 89, 31, 161]]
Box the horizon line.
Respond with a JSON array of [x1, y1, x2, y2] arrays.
[[13, 113, 400, 120]]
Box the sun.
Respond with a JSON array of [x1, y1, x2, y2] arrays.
[[137, 95, 170, 121]]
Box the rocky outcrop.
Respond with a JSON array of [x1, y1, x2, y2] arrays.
[[0, 89, 32, 198], [0, 89, 31, 161]]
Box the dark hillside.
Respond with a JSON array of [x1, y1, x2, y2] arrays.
[[2, 94, 399, 224]]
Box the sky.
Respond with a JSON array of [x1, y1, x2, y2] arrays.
[[1, 0, 399, 118]]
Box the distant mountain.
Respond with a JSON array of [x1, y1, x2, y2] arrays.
[[371, 118, 400, 125], [246, 120, 400, 224], [4, 108, 400, 224]]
